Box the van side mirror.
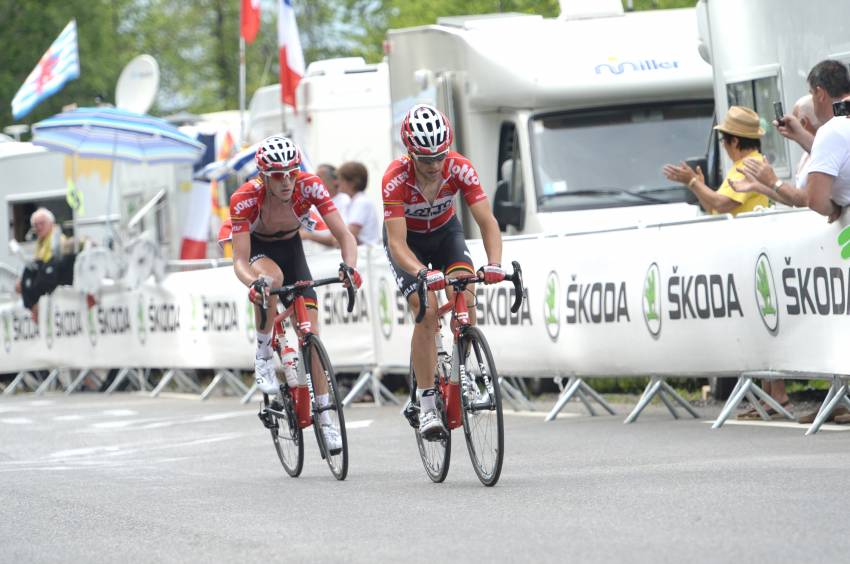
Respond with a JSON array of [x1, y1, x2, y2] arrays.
[[493, 181, 525, 232]]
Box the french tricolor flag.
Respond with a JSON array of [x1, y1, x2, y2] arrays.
[[278, 0, 305, 108]]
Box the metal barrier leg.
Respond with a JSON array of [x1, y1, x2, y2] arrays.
[[105, 368, 133, 395], [712, 376, 753, 429], [241, 382, 259, 405], [175, 370, 201, 393], [545, 377, 583, 421], [580, 382, 616, 415], [35, 369, 62, 395], [499, 377, 536, 412], [575, 388, 597, 416], [659, 380, 700, 418], [806, 377, 849, 436], [3, 371, 35, 395], [750, 384, 795, 421], [65, 369, 94, 395], [151, 369, 176, 398], [200, 369, 248, 400], [657, 387, 679, 419], [343, 370, 375, 407], [624, 377, 663, 424]]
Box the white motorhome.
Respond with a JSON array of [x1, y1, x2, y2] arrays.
[[0, 141, 190, 273], [697, 0, 850, 184], [386, 1, 716, 236], [247, 58, 393, 219]]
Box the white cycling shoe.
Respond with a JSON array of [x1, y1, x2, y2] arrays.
[[418, 409, 447, 441], [321, 423, 343, 454], [254, 357, 280, 395]]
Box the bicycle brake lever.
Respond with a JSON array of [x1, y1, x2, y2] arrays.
[[340, 263, 356, 314], [509, 260, 524, 314], [415, 272, 428, 323]]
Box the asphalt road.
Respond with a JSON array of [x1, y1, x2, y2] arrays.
[[0, 394, 847, 564]]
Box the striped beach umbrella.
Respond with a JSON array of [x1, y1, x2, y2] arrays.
[[31, 106, 205, 164]]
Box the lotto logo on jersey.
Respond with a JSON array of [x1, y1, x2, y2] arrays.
[[301, 182, 329, 200], [233, 197, 257, 215], [449, 161, 479, 186]]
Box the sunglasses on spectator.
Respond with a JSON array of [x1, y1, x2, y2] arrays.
[[265, 169, 298, 182], [412, 152, 447, 165]]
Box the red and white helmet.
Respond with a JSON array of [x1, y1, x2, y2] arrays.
[[255, 135, 301, 173], [400, 104, 453, 156]]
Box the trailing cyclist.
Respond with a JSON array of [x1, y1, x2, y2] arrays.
[[227, 135, 362, 452], [382, 104, 506, 440]]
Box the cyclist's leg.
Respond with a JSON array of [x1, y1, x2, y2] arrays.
[[248, 240, 284, 394], [409, 290, 439, 391]]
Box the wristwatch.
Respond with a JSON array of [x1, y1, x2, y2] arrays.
[[772, 179, 783, 192]]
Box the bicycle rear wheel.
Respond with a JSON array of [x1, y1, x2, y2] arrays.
[[265, 389, 303, 477], [303, 335, 348, 481], [459, 326, 504, 486], [410, 357, 451, 483]]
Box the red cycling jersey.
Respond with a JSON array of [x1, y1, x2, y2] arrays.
[[382, 152, 487, 234], [227, 172, 336, 238]]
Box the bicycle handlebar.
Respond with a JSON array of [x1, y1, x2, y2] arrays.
[[412, 261, 525, 323], [258, 263, 356, 328]]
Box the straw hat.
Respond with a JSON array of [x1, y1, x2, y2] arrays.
[[714, 106, 765, 139]]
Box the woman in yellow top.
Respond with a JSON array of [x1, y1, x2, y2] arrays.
[[663, 106, 770, 216]]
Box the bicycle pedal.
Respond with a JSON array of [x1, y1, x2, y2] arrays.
[[402, 401, 420, 429], [257, 409, 275, 430]]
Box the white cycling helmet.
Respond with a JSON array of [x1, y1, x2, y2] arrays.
[[400, 104, 453, 156], [255, 135, 301, 173]]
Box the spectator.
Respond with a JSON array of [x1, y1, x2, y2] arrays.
[[317, 163, 350, 220], [14, 208, 75, 322], [731, 60, 850, 223], [729, 94, 819, 207], [663, 106, 770, 216], [337, 161, 380, 246]]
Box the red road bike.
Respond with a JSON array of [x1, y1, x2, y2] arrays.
[[403, 261, 524, 486]]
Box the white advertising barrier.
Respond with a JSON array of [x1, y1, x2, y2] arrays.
[[306, 245, 376, 370], [3, 208, 849, 378], [450, 208, 848, 377]]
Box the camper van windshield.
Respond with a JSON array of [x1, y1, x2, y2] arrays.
[[530, 102, 714, 211]]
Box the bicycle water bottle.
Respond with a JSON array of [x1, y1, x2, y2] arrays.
[[282, 346, 299, 388]]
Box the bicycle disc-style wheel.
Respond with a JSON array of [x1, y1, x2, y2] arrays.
[[410, 358, 451, 483], [266, 389, 303, 477], [303, 336, 348, 481], [459, 326, 504, 486]]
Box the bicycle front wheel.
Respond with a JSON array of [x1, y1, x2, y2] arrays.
[[410, 356, 451, 483], [303, 336, 348, 481], [459, 326, 504, 486], [266, 389, 303, 477]]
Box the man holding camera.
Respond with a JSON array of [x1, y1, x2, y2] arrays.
[[731, 59, 850, 222]]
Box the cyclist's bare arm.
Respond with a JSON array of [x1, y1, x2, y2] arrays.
[[232, 230, 257, 287], [385, 216, 426, 275], [324, 209, 358, 268], [469, 199, 502, 266]]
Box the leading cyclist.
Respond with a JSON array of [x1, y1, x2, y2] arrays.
[[228, 135, 361, 451], [382, 104, 505, 440]]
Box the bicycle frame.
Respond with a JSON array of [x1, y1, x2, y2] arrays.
[[435, 283, 473, 431], [271, 294, 317, 429]]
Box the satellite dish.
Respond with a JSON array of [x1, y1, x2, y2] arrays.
[[115, 54, 160, 114]]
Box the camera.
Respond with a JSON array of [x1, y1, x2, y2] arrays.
[[773, 101, 785, 125], [832, 100, 850, 117]]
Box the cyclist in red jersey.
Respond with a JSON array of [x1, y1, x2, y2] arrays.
[[228, 135, 361, 451], [383, 104, 506, 440]]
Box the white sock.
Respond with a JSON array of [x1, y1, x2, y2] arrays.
[[317, 393, 332, 425], [255, 331, 273, 360], [419, 388, 436, 412]]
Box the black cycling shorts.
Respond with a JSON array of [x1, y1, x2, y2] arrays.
[[383, 216, 474, 299], [250, 233, 317, 308]]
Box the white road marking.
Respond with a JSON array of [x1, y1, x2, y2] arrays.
[[27, 400, 54, 407], [345, 419, 373, 429], [101, 409, 138, 416], [53, 415, 85, 422], [0, 417, 33, 424], [504, 410, 580, 418], [705, 420, 850, 432]]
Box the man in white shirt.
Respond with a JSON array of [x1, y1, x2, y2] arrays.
[[730, 59, 850, 222], [337, 161, 380, 245]]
